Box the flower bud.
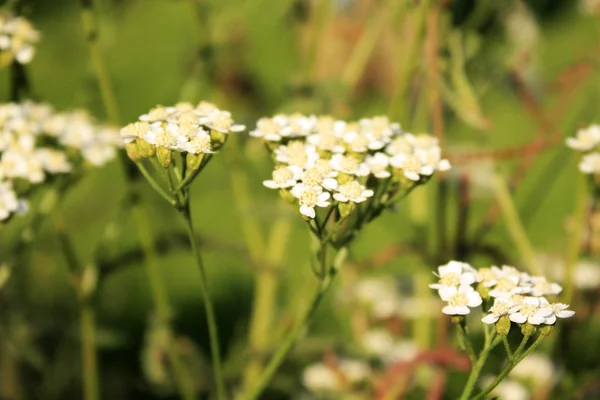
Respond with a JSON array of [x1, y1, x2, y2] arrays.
[[136, 138, 155, 158], [80, 264, 98, 300], [477, 284, 490, 301], [337, 173, 354, 185], [186, 153, 204, 171], [156, 146, 172, 168], [338, 202, 355, 218], [210, 129, 227, 150], [521, 322, 536, 336], [451, 315, 465, 325], [125, 142, 141, 162], [539, 324, 554, 337], [496, 315, 511, 336]]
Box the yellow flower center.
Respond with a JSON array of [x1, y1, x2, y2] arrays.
[[448, 293, 468, 307], [273, 167, 293, 184], [440, 272, 460, 287]]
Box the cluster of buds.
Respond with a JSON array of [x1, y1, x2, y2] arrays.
[[0, 13, 39, 66], [566, 124, 600, 175], [0, 102, 121, 222], [252, 114, 449, 244], [430, 261, 575, 334], [120, 102, 245, 194]]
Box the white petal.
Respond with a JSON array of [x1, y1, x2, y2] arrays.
[[556, 310, 575, 318], [300, 205, 316, 218], [482, 314, 500, 324], [333, 193, 348, 202], [263, 180, 278, 189], [510, 313, 527, 324], [467, 292, 483, 307]]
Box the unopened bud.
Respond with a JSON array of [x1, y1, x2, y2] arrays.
[[496, 315, 511, 336], [156, 146, 172, 168], [338, 202, 355, 218], [125, 142, 141, 162], [210, 130, 227, 150], [136, 138, 155, 158], [279, 189, 296, 204], [186, 153, 204, 171], [539, 324, 554, 337], [521, 322, 536, 336], [477, 284, 490, 301]]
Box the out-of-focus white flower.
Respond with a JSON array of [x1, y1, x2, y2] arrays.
[[530, 277, 562, 297], [365, 152, 391, 179], [511, 353, 555, 388], [338, 359, 371, 384], [360, 329, 395, 356], [0, 180, 21, 221], [302, 363, 341, 393], [353, 277, 400, 319], [579, 152, 600, 174], [482, 377, 529, 400], [0, 13, 40, 66], [482, 297, 514, 324], [439, 285, 482, 315], [573, 260, 600, 290], [567, 125, 600, 151], [581, 0, 600, 15], [384, 340, 419, 364], [329, 154, 369, 176]]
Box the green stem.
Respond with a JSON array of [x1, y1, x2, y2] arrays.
[[245, 242, 339, 400], [472, 334, 545, 400], [492, 173, 542, 276], [502, 336, 513, 360], [179, 199, 226, 400], [135, 162, 177, 206], [80, 302, 99, 400], [132, 204, 197, 400], [458, 334, 501, 400], [78, 0, 121, 124], [564, 173, 587, 303], [456, 321, 476, 362]]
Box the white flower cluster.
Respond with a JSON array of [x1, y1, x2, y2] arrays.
[[253, 114, 450, 219], [0, 102, 121, 221], [430, 261, 575, 326], [120, 102, 245, 156], [566, 124, 600, 174], [0, 13, 39, 66]]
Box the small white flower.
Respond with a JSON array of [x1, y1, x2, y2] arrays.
[[529, 276, 562, 297], [366, 152, 391, 178], [511, 353, 555, 387], [329, 153, 369, 176], [338, 359, 371, 385], [263, 165, 303, 189], [0, 180, 20, 221], [509, 296, 553, 325], [566, 124, 600, 151], [481, 378, 529, 400], [541, 303, 575, 324], [360, 329, 395, 356], [482, 297, 514, 324], [333, 180, 374, 203], [429, 260, 477, 291], [302, 363, 341, 393], [439, 285, 482, 315], [290, 183, 330, 218]]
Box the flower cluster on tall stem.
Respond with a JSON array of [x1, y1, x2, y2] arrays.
[[121, 101, 245, 400], [430, 261, 575, 400], [243, 114, 448, 399]]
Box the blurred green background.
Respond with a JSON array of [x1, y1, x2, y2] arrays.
[[2, 0, 600, 398]]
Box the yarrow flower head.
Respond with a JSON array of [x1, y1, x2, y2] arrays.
[[430, 261, 575, 331], [121, 102, 245, 199], [0, 13, 40, 66], [0, 102, 121, 222], [251, 113, 450, 246]]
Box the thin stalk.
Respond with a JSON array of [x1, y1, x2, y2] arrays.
[[179, 200, 225, 400], [502, 336, 513, 359], [246, 241, 339, 400], [456, 322, 476, 362], [564, 173, 587, 302], [458, 333, 501, 400], [492, 173, 542, 275], [80, 303, 99, 400], [131, 204, 196, 400], [473, 334, 545, 400], [135, 162, 177, 206]]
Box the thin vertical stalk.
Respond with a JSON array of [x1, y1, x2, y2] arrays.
[[80, 303, 99, 400], [458, 333, 501, 400], [132, 204, 197, 400], [245, 241, 340, 400], [179, 200, 226, 400], [564, 173, 588, 303], [492, 173, 542, 275]]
